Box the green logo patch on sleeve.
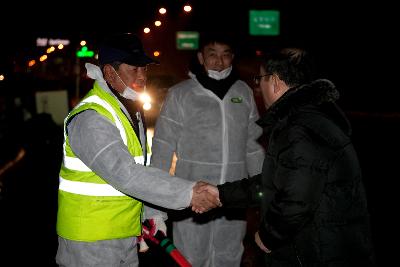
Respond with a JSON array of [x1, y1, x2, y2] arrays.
[[231, 97, 243, 103]]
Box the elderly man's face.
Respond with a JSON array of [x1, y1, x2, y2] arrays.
[[118, 64, 147, 92], [105, 63, 147, 94]]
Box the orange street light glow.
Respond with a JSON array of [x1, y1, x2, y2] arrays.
[[39, 55, 48, 62], [28, 60, 36, 67], [47, 46, 55, 53]]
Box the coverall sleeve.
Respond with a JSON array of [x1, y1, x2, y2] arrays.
[[67, 110, 195, 210], [150, 89, 183, 172], [246, 89, 265, 177], [143, 204, 167, 221]]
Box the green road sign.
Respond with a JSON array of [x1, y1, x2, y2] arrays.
[[249, 10, 280, 36], [176, 31, 199, 50]]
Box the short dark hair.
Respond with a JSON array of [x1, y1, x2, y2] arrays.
[[262, 48, 316, 88], [198, 32, 235, 53]]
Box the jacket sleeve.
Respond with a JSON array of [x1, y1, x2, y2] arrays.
[[67, 110, 195, 210], [143, 204, 168, 221], [258, 126, 326, 250], [218, 174, 263, 208], [150, 89, 183, 172], [246, 88, 265, 177]]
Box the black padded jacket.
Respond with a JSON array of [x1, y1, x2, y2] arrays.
[[218, 79, 375, 266]]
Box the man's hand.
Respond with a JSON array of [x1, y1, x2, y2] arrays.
[[142, 215, 167, 237], [137, 235, 149, 252], [255, 231, 271, 253], [190, 181, 221, 213]]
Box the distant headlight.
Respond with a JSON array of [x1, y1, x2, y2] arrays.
[[140, 92, 151, 110], [143, 102, 152, 110]]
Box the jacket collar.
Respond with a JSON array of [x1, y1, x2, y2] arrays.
[[258, 79, 339, 127]]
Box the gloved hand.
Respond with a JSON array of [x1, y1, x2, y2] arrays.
[[143, 215, 167, 237], [137, 215, 167, 252], [137, 235, 149, 252], [138, 216, 192, 266]]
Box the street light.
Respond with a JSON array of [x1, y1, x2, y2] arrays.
[[46, 46, 55, 53], [28, 60, 36, 67]]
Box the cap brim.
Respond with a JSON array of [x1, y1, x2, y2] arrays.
[[122, 54, 159, 67]]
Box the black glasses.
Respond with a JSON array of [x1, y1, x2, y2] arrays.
[[253, 73, 273, 84]]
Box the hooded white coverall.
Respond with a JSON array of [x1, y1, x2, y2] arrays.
[[151, 74, 265, 266]]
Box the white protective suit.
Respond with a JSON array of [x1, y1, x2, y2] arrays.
[[151, 73, 265, 267]]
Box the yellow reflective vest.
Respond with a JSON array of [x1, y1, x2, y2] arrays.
[[57, 82, 150, 241]]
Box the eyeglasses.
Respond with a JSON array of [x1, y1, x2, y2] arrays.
[[253, 73, 273, 84]]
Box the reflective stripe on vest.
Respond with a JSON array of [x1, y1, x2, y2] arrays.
[[57, 85, 144, 242], [134, 153, 151, 165], [60, 94, 149, 195], [77, 95, 128, 145], [62, 95, 130, 173], [62, 154, 149, 173], [59, 177, 125, 196], [63, 156, 92, 172]]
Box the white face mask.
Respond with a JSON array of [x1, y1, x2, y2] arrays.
[[113, 68, 140, 101], [120, 86, 140, 101], [207, 66, 232, 80]]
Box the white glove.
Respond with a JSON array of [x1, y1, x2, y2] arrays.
[[137, 235, 149, 252], [143, 215, 167, 237], [137, 215, 167, 252]]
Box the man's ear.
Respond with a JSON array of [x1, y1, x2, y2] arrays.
[[103, 65, 115, 82], [103, 65, 120, 92], [272, 74, 280, 94], [273, 75, 289, 95], [197, 52, 204, 65]]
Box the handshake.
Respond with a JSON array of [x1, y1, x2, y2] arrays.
[[190, 181, 221, 213]]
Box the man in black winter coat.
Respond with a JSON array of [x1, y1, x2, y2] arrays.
[[196, 48, 376, 266]]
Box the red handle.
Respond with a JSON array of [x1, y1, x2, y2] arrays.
[[169, 249, 192, 267]]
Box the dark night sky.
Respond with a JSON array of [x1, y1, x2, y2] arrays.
[[1, 0, 397, 111], [0, 3, 398, 265]]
